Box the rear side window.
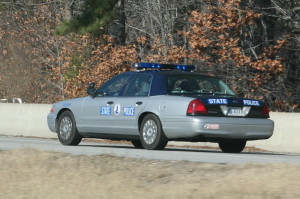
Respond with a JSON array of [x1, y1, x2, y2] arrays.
[[167, 75, 235, 96]]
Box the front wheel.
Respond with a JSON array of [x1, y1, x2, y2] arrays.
[[140, 114, 168, 150], [218, 140, 247, 153], [131, 140, 144, 149], [57, 110, 82, 146]]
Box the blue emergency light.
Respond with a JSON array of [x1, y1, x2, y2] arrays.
[[132, 63, 196, 72]]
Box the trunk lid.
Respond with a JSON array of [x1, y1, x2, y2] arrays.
[[196, 96, 269, 118]]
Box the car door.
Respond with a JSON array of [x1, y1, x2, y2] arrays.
[[111, 74, 152, 135], [80, 74, 131, 133]]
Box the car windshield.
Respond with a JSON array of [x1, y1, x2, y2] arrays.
[[167, 75, 236, 96]]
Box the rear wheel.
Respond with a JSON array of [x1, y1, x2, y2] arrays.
[[140, 114, 168, 150], [218, 140, 247, 153], [57, 111, 82, 146]]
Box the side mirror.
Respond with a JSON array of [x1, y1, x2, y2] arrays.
[[87, 82, 97, 97]]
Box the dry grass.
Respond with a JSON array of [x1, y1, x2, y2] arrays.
[[0, 148, 299, 199]]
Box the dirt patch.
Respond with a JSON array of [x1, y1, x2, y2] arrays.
[[1, 148, 299, 199]]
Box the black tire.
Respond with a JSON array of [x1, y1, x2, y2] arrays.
[[131, 140, 144, 149], [218, 140, 247, 153], [57, 110, 82, 146], [139, 114, 168, 150]]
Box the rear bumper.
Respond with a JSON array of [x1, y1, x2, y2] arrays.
[[161, 116, 274, 140]]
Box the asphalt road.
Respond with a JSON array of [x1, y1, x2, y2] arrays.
[[0, 135, 299, 164]]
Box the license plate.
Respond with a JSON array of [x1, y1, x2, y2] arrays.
[[227, 107, 244, 116]]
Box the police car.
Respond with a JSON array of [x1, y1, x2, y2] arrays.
[[47, 63, 274, 153]]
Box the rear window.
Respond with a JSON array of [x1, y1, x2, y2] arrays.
[[167, 75, 236, 96]]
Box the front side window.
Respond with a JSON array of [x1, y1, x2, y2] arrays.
[[124, 74, 152, 96], [97, 75, 131, 97], [167, 75, 235, 96]]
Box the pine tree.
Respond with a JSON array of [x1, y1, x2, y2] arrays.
[[55, 0, 119, 35]]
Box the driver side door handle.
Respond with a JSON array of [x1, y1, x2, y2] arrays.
[[136, 101, 143, 105]]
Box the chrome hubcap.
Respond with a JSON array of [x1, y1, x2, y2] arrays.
[[142, 119, 157, 144], [59, 116, 72, 140]]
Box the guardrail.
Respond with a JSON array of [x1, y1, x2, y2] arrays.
[[0, 103, 299, 153], [0, 103, 56, 138]]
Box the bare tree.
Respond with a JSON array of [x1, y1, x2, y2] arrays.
[[124, 0, 201, 60], [251, 0, 300, 111], [0, 0, 67, 102]]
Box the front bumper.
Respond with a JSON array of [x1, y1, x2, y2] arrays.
[[161, 116, 274, 140], [47, 113, 57, 133]]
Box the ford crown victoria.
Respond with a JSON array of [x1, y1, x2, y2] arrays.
[[47, 63, 274, 153]]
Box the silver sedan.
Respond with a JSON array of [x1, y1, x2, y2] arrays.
[[47, 63, 274, 153]]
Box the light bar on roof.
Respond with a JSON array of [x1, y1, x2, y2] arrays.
[[131, 62, 196, 72]]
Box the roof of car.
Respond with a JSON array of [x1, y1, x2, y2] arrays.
[[123, 70, 215, 78]]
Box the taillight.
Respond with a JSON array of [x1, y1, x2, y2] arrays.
[[262, 103, 270, 117], [187, 99, 208, 115]]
